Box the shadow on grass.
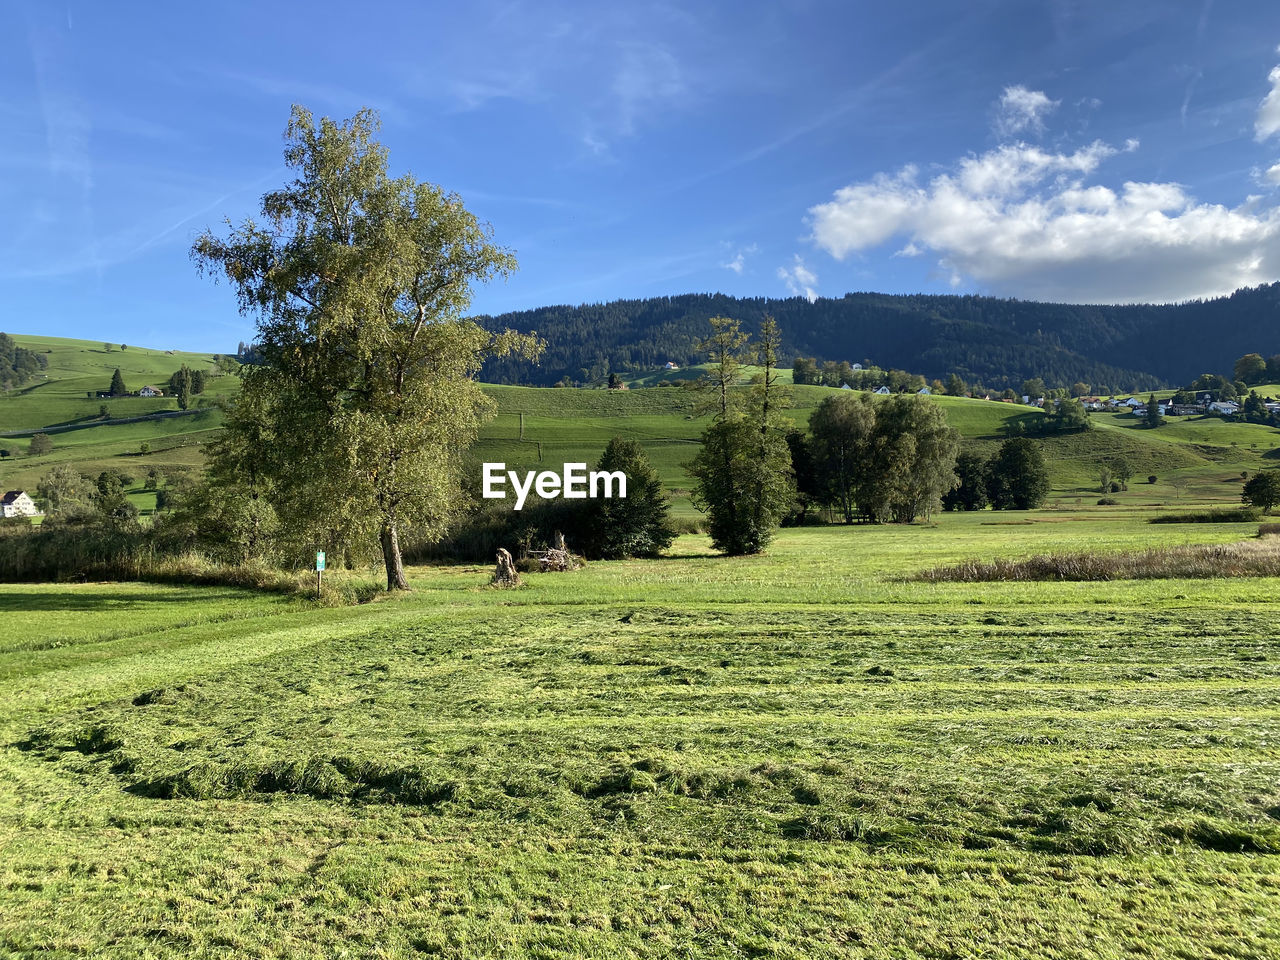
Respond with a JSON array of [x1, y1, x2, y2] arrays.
[[0, 590, 167, 613]]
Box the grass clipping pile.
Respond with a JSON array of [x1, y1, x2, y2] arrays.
[[916, 531, 1280, 583]]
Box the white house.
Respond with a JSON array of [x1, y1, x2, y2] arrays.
[[138, 385, 164, 397], [1, 491, 40, 518], [851, 363, 863, 371], [873, 386, 891, 395], [839, 382, 852, 390], [663, 361, 680, 371], [917, 386, 931, 395], [1209, 401, 1240, 415]]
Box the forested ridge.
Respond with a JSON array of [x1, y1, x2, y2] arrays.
[[478, 284, 1280, 390]]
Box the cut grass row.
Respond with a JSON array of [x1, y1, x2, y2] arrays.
[[2, 519, 1279, 956]]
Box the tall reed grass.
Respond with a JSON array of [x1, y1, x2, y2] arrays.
[[915, 537, 1280, 582]]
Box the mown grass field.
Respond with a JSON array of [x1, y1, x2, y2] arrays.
[[3, 514, 1279, 958]]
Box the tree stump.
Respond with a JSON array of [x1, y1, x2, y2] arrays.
[[492, 547, 521, 587]]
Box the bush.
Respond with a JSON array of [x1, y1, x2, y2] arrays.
[[1148, 475, 1158, 484], [1097, 498, 1118, 505], [28, 433, 53, 456]]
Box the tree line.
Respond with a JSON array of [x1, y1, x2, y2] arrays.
[[475, 285, 1280, 392], [0, 333, 47, 391]]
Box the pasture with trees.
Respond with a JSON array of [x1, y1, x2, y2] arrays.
[[7, 100, 1280, 960]]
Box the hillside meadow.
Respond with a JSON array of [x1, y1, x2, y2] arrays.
[[7, 335, 1280, 521]]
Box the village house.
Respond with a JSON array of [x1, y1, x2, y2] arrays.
[[663, 361, 680, 371], [138, 385, 164, 397], [873, 386, 891, 395], [1, 491, 40, 519]]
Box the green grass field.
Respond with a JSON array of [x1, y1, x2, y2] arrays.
[[3, 514, 1279, 957]]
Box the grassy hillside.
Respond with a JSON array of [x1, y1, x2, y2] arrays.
[[0, 335, 234, 514], [3, 517, 1278, 957], [7, 335, 1280, 518]]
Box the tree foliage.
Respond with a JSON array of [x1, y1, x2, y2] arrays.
[[580, 437, 675, 559], [860, 395, 959, 523], [0, 333, 48, 390], [808, 393, 875, 523], [942, 451, 989, 512], [192, 106, 540, 589], [986, 438, 1050, 510], [1243, 470, 1280, 514], [687, 316, 794, 555]]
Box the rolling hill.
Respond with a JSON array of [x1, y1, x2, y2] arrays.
[[6, 333, 1280, 518]]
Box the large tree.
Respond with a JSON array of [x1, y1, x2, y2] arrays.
[[860, 395, 958, 523], [193, 106, 539, 589], [987, 438, 1050, 510], [687, 316, 793, 554], [808, 392, 875, 523]]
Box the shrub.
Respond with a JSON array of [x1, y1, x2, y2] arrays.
[[577, 437, 675, 559], [1097, 498, 1118, 505], [1148, 475, 1158, 484]]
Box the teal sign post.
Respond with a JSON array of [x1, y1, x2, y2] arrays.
[[315, 551, 325, 598], [316, 551, 326, 571]]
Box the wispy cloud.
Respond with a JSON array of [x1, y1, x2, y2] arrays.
[[993, 85, 1059, 139], [778, 255, 818, 302], [721, 243, 758, 274]]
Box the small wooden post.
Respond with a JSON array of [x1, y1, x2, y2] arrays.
[[519, 411, 525, 440]]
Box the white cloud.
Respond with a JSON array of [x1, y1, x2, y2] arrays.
[[721, 243, 758, 274], [994, 85, 1059, 138], [778, 255, 818, 302], [808, 139, 1280, 304], [1266, 162, 1280, 185], [1257, 65, 1280, 141]]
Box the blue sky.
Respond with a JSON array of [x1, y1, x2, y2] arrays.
[[6, 0, 1280, 351]]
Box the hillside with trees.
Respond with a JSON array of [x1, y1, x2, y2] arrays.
[[478, 285, 1280, 391]]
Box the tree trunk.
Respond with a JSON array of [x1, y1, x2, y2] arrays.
[[381, 520, 409, 591]]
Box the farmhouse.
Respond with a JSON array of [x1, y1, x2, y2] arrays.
[[873, 386, 891, 395], [1, 490, 40, 518], [138, 385, 164, 397]]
